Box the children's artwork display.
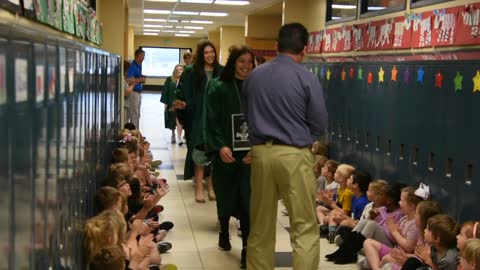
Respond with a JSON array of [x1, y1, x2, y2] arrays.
[[454, 3, 480, 46], [307, 31, 323, 54], [48, 0, 63, 31], [393, 16, 412, 49], [62, 0, 75, 35], [431, 7, 458, 46], [410, 12, 433, 48], [323, 26, 352, 53], [363, 19, 394, 50], [33, 0, 48, 24], [74, 1, 87, 39], [15, 58, 28, 102]]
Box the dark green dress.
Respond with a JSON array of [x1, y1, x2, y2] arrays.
[[160, 76, 178, 130], [177, 64, 223, 179], [205, 78, 251, 218]]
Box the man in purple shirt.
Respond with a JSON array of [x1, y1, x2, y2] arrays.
[[243, 23, 328, 270]]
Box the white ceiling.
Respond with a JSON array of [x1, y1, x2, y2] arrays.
[[128, 0, 283, 38]]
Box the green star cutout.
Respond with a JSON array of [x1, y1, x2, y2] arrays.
[[454, 72, 463, 92], [315, 66, 319, 75], [357, 67, 363, 80]]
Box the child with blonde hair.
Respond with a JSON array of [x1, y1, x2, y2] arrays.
[[458, 221, 480, 251], [459, 239, 480, 270]]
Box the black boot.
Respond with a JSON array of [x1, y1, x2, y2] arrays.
[[325, 230, 356, 260], [240, 248, 246, 269], [218, 232, 231, 251], [334, 232, 366, 264]]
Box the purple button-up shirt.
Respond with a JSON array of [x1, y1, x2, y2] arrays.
[[242, 54, 328, 147]]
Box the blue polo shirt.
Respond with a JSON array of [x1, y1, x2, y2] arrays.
[[127, 60, 143, 92], [352, 194, 370, 220]]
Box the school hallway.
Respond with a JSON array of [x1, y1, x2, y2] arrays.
[[139, 92, 356, 270]]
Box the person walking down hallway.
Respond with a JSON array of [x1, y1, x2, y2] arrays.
[[206, 45, 255, 269], [174, 40, 223, 203], [126, 48, 146, 128], [161, 64, 184, 145], [242, 23, 328, 270]]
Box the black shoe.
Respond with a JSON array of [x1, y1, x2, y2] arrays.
[[240, 248, 246, 269], [159, 221, 174, 231], [334, 255, 357, 264], [157, 242, 172, 253], [320, 224, 329, 236], [325, 249, 342, 261], [328, 231, 336, 244], [218, 232, 231, 251]]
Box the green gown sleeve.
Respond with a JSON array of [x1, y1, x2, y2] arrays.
[[206, 79, 227, 153], [160, 76, 172, 105]]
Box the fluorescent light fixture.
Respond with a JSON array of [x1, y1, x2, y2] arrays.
[[178, 30, 195, 33], [367, 6, 386, 11], [144, 18, 167, 22], [181, 0, 213, 3], [173, 11, 199, 15], [144, 24, 166, 28], [332, 16, 342, 20], [164, 25, 174, 28], [143, 33, 159, 35], [183, 26, 203, 29], [175, 26, 183, 28], [162, 30, 177, 33], [175, 34, 191, 36], [168, 20, 179, 22], [214, 0, 249, 6], [331, 4, 356, 9], [199, 12, 228, 16], [181, 20, 190, 23], [144, 9, 171, 14], [190, 20, 214, 24], [143, 29, 161, 32]]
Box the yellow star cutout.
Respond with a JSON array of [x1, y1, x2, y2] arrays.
[[378, 67, 385, 83], [327, 68, 331, 80], [473, 70, 480, 93]]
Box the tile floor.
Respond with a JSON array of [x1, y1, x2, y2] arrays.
[[138, 93, 357, 270]]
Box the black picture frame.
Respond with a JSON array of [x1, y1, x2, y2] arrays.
[[231, 114, 250, 151], [0, 0, 21, 14]]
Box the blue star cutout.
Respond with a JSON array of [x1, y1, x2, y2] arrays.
[[320, 66, 325, 78], [417, 67, 425, 83]]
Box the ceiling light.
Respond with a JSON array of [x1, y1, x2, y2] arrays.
[[178, 30, 195, 33], [144, 9, 171, 14], [143, 29, 161, 32], [143, 33, 159, 35], [367, 6, 386, 11], [162, 30, 177, 33], [176, 26, 183, 28], [144, 24, 166, 28], [144, 18, 167, 22], [214, 0, 249, 6], [181, 0, 213, 3], [181, 20, 190, 23], [331, 4, 356, 9], [173, 11, 199, 15], [332, 16, 342, 20], [164, 25, 174, 28], [168, 20, 179, 22], [183, 26, 203, 29], [190, 20, 214, 24], [175, 34, 191, 37], [199, 12, 228, 16]]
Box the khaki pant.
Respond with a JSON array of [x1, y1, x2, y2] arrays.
[[247, 143, 319, 270]]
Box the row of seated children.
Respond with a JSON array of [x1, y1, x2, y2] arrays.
[[84, 123, 177, 270], [313, 157, 480, 270]]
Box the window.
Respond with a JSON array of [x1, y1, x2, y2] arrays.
[[140, 47, 191, 77], [327, 0, 358, 22], [360, 0, 406, 18], [411, 0, 453, 9]]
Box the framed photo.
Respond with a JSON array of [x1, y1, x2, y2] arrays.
[[15, 58, 28, 102], [231, 114, 250, 151], [0, 53, 6, 105], [34, 43, 46, 103], [59, 47, 66, 94], [0, 0, 21, 14]]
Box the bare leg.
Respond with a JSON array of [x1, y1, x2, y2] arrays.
[[176, 118, 183, 142], [207, 172, 215, 200], [194, 165, 205, 203], [364, 238, 383, 270]]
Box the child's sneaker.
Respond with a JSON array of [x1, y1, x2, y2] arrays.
[[328, 232, 336, 244]]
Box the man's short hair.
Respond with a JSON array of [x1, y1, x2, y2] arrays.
[[134, 48, 145, 57], [278, 23, 309, 54]]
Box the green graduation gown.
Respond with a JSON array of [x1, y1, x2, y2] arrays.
[[205, 78, 250, 218], [177, 64, 223, 179], [160, 76, 178, 130]]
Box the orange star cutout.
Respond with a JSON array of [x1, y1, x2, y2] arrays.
[[327, 68, 331, 80], [341, 69, 347, 81], [378, 67, 385, 83], [391, 66, 398, 81], [473, 70, 480, 93]]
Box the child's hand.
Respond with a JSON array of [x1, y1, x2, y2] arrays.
[[415, 243, 431, 263], [390, 247, 408, 264], [369, 209, 379, 220], [386, 218, 399, 233], [242, 151, 252, 164]]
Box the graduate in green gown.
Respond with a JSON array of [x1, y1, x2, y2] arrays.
[[160, 64, 184, 144], [205, 45, 255, 269], [174, 40, 223, 202]]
